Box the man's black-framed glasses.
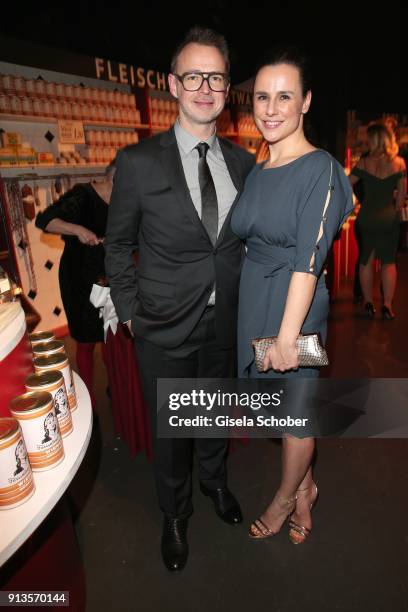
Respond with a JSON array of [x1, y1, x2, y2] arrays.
[[174, 71, 230, 92]]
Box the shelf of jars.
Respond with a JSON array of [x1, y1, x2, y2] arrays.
[[0, 75, 140, 123], [0, 71, 146, 167], [0, 118, 139, 167], [1, 163, 107, 170], [0, 165, 109, 181]]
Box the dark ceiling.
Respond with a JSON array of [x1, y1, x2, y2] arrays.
[[1, 1, 407, 113]]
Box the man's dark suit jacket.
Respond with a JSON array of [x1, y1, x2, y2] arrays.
[[105, 127, 255, 349]]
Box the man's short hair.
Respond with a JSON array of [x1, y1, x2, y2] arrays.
[[170, 26, 230, 75]]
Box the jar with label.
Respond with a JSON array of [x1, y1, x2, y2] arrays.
[[91, 88, 100, 104], [73, 85, 82, 102], [89, 104, 98, 122], [103, 147, 111, 162], [32, 340, 66, 360], [97, 105, 106, 122], [94, 130, 103, 147], [32, 98, 44, 116], [83, 88, 92, 103], [114, 91, 122, 107], [42, 99, 52, 117], [34, 354, 77, 411], [121, 108, 129, 124], [46, 82, 57, 98], [2, 75, 15, 94], [34, 79, 46, 98], [65, 84, 74, 100], [51, 99, 62, 118], [62, 101, 72, 119], [0, 418, 35, 510], [96, 147, 104, 163], [72, 102, 82, 120], [114, 107, 122, 124], [86, 130, 96, 146], [87, 147, 97, 163], [25, 371, 73, 438], [25, 79, 36, 97], [106, 90, 115, 106], [80, 103, 90, 121], [56, 83, 66, 100], [105, 106, 114, 123], [101, 131, 110, 146], [20, 96, 33, 116], [0, 94, 11, 113], [9, 95, 22, 115], [14, 77, 26, 95], [118, 132, 127, 148], [10, 392, 65, 472]]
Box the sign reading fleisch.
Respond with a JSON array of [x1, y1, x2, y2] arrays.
[[58, 121, 85, 144], [93, 57, 252, 105], [95, 57, 168, 91]]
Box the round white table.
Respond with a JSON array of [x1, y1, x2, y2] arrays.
[[0, 372, 92, 566]]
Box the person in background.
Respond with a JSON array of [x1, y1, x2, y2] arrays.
[[349, 124, 406, 319], [35, 162, 116, 407], [231, 47, 353, 544]]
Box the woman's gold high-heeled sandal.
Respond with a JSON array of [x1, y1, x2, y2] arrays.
[[249, 494, 297, 540], [288, 483, 319, 545]]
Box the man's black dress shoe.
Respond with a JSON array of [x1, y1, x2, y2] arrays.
[[161, 517, 188, 572], [200, 484, 243, 525]]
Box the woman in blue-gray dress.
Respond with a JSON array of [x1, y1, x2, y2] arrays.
[[231, 48, 353, 543]]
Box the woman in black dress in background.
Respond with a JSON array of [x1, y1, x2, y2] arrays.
[[349, 124, 406, 319], [36, 163, 115, 408], [231, 48, 353, 543]]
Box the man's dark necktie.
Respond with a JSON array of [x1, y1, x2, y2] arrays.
[[195, 142, 218, 245]]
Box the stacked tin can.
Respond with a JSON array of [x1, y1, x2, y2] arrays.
[[0, 418, 35, 509], [0, 329, 78, 509]]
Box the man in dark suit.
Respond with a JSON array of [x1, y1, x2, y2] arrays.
[[105, 26, 254, 572]]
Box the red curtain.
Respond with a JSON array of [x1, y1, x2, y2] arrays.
[[104, 324, 152, 460]]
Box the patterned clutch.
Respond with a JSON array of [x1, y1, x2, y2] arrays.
[[252, 333, 329, 372]]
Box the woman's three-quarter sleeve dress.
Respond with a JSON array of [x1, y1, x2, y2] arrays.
[[231, 150, 354, 379]]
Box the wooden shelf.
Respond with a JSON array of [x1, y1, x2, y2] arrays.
[[84, 121, 149, 130], [0, 113, 148, 130], [0, 163, 106, 170]]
